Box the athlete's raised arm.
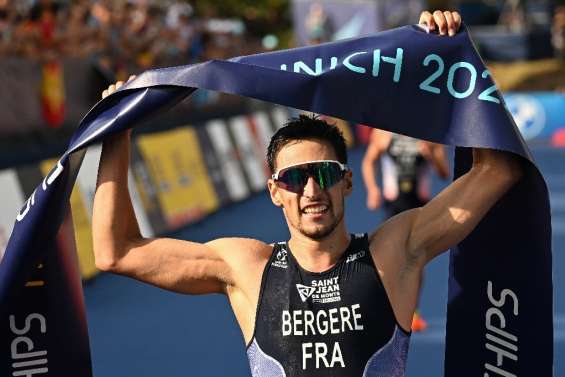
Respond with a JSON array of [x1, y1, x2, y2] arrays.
[[369, 147, 523, 329], [406, 148, 523, 264], [92, 81, 270, 296], [396, 11, 523, 263]]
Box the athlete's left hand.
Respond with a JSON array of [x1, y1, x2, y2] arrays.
[[418, 10, 462, 36]]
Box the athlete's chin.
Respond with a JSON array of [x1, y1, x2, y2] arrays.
[[295, 211, 343, 240], [299, 224, 336, 240]]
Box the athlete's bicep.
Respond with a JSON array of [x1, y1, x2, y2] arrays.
[[369, 210, 418, 269], [368, 211, 421, 327], [105, 237, 235, 295]]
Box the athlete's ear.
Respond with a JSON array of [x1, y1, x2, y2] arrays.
[[343, 170, 353, 196], [268, 179, 283, 207]]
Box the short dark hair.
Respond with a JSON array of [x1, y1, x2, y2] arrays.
[[267, 114, 348, 172]]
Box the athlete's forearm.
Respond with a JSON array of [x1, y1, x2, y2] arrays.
[[407, 148, 523, 263], [92, 131, 142, 271], [472, 148, 523, 182]]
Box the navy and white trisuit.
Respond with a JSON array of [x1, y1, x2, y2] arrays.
[[246, 233, 411, 377], [381, 134, 431, 217]]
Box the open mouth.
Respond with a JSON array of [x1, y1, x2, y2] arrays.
[[302, 204, 329, 215]]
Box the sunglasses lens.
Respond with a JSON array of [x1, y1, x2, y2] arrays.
[[313, 162, 341, 189], [278, 168, 308, 193], [277, 162, 344, 193]]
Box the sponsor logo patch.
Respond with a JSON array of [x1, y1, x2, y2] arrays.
[[346, 250, 366, 263], [272, 247, 288, 268], [296, 277, 341, 304], [296, 284, 316, 302]]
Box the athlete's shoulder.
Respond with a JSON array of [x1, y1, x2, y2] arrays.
[[205, 237, 273, 261]]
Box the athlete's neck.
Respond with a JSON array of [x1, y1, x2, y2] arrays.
[[287, 227, 351, 273]]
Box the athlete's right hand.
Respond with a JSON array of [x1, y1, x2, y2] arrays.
[[102, 75, 136, 99], [418, 10, 462, 36], [367, 187, 382, 210]]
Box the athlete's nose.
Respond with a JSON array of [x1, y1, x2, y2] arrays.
[[302, 176, 323, 198]]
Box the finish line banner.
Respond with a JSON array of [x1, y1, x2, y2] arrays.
[[0, 24, 552, 376]]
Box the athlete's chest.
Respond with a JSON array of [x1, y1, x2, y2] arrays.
[[250, 241, 401, 376], [270, 260, 383, 308]]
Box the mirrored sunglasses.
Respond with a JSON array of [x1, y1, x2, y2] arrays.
[[272, 160, 348, 194]]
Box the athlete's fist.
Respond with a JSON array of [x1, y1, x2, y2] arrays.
[[418, 10, 462, 36], [102, 75, 136, 99]]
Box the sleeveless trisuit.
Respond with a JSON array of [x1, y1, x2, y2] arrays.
[[246, 233, 411, 377]]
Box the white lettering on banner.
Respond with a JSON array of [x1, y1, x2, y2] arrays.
[[16, 190, 35, 222], [17, 158, 65, 223], [281, 48, 404, 83], [9, 314, 48, 376], [283, 304, 363, 370], [483, 281, 519, 377], [280, 50, 502, 104], [41, 159, 64, 191]]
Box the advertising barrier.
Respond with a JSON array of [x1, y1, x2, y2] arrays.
[[0, 171, 25, 261], [0, 107, 291, 280], [504, 92, 565, 142], [136, 128, 220, 228]]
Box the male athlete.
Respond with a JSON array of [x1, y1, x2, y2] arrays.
[[361, 128, 450, 331], [362, 129, 449, 217], [93, 11, 523, 377]]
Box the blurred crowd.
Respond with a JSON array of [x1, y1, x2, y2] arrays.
[[0, 0, 261, 78]]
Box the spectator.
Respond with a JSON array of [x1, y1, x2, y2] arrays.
[[0, 0, 261, 76]]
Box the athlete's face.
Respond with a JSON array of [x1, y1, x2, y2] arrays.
[[268, 139, 352, 240]]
